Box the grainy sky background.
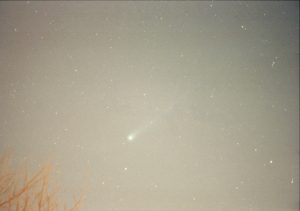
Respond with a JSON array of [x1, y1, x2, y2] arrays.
[[0, 1, 299, 210]]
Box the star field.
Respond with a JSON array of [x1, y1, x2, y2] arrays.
[[0, 1, 298, 211]]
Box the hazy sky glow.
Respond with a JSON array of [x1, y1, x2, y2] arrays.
[[0, 1, 299, 210]]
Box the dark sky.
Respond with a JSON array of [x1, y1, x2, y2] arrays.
[[0, 1, 299, 210]]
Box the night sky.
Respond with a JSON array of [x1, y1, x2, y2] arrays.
[[0, 1, 299, 211]]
